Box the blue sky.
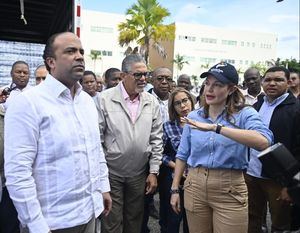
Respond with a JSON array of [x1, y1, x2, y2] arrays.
[[82, 0, 299, 60]]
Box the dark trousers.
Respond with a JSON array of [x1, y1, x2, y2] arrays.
[[52, 217, 95, 233], [158, 169, 189, 233], [101, 172, 146, 233], [140, 193, 153, 233], [0, 187, 20, 233], [245, 174, 291, 233]]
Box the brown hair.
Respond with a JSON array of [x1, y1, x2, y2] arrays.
[[168, 87, 195, 122], [201, 85, 246, 125]]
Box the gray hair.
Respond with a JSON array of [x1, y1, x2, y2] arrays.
[[121, 54, 146, 72]]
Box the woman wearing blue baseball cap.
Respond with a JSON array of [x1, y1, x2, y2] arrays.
[[170, 62, 273, 233]]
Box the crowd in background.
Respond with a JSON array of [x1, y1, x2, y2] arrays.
[[0, 32, 299, 233]]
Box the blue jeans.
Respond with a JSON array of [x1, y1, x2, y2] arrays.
[[158, 167, 189, 233]]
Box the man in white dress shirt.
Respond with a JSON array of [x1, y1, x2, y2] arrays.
[[4, 32, 111, 233]]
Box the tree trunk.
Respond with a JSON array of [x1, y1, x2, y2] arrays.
[[145, 36, 150, 65]]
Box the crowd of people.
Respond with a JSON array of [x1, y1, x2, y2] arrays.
[[0, 32, 299, 233]]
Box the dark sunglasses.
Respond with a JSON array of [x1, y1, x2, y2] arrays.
[[127, 72, 149, 80], [156, 75, 173, 82], [36, 76, 46, 81]]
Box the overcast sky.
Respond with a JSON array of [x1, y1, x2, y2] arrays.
[[82, 0, 300, 60]]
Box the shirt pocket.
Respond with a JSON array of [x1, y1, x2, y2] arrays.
[[227, 183, 248, 206], [105, 136, 121, 155]]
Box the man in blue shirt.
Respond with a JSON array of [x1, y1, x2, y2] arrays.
[[246, 66, 300, 233]]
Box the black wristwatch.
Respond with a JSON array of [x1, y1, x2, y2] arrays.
[[216, 123, 223, 134], [170, 188, 180, 194]]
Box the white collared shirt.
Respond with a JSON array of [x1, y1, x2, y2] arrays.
[[4, 74, 110, 232], [0, 83, 31, 112], [150, 90, 169, 123], [241, 88, 264, 106]]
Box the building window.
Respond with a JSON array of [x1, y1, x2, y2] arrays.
[[91, 50, 113, 56], [201, 38, 217, 44], [223, 59, 235, 64], [239, 60, 243, 65], [222, 40, 237, 46], [260, 43, 272, 49], [241, 41, 244, 46], [178, 35, 196, 42], [200, 57, 217, 63], [91, 26, 113, 33], [184, 56, 195, 62]]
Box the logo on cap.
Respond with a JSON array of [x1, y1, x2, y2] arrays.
[[215, 63, 227, 69]]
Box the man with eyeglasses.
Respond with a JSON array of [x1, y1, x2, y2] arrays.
[[34, 64, 48, 85], [97, 54, 163, 233], [141, 67, 172, 233], [246, 66, 300, 233], [148, 67, 172, 122]]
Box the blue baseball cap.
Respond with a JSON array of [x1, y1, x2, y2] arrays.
[[200, 62, 239, 85]]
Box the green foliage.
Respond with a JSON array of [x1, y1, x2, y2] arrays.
[[89, 50, 102, 72], [252, 62, 268, 74], [280, 58, 300, 72], [118, 0, 175, 64], [172, 54, 189, 78], [172, 54, 189, 71], [266, 58, 300, 73]]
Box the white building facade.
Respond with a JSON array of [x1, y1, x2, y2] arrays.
[[174, 22, 277, 80], [81, 10, 128, 75], [80, 10, 277, 82]]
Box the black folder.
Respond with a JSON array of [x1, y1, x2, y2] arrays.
[[258, 143, 300, 186]]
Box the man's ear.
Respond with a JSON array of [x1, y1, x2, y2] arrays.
[[120, 72, 126, 80], [46, 57, 55, 70]]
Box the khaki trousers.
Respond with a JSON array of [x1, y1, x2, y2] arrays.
[[52, 217, 95, 233], [184, 167, 248, 233]]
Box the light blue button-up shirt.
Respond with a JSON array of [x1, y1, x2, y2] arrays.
[[176, 106, 273, 170], [247, 93, 289, 177]]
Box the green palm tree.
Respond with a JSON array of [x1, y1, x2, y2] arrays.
[[172, 54, 189, 77], [118, 0, 175, 64], [89, 50, 102, 72]]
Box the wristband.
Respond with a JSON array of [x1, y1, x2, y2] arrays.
[[170, 188, 180, 194], [216, 123, 223, 134]]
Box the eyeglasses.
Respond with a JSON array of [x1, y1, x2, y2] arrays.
[[126, 72, 149, 80], [35, 76, 46, 81], [156, 75, 173, 83], [174, 98, 190, 107]]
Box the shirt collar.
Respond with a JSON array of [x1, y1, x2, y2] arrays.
[[244, 89, 264, 99], [44, 74, 82, 98], [120, 81, 140, 102], [151, 89, 168, 103], [263, 92, 289, 106]]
